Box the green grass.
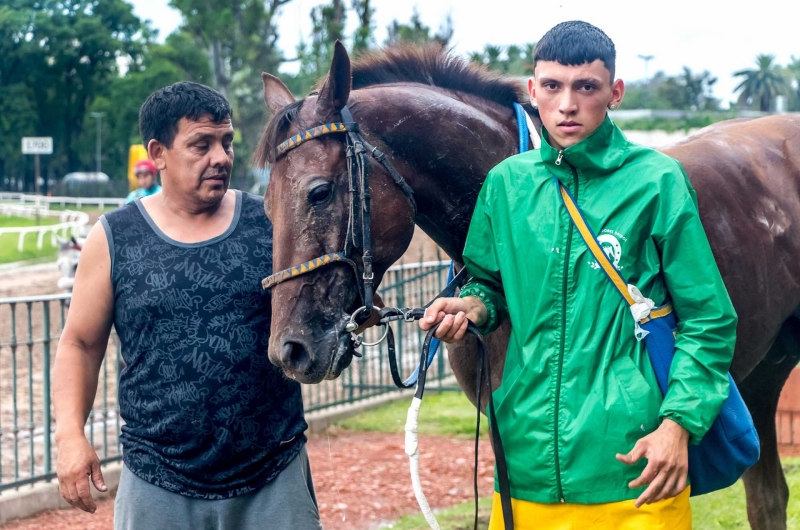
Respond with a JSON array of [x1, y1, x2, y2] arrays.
[[0, 233, 58, 264], [0, 215, 60, 264], [342, 393, 800, 529], [335, 390, 488, 438], [47, 204, 114, 214], [0, 215, 59, 228], [690, 459, 800, 529], [384, 497, 492, 530]]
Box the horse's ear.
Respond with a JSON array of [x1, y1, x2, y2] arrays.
[[318, 40, 351, 113], [261, 73, 295, 115]]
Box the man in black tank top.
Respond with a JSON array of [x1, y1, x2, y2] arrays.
[[53, 82, 321, 529]]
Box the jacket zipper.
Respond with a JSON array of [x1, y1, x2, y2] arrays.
[[555, 159, 579, 502], [555, 150, 564, 165]]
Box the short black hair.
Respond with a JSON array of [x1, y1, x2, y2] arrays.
[[534, 21, 616, 80], [139, 81, 232, 148]]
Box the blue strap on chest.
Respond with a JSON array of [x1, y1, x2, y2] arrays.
[[514, 102, 530, 154]]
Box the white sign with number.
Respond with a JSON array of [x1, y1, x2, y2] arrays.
[[21, 137, 53, 155]]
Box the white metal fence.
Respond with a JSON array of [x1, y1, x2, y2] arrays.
[[0, 192, 124, 210], [0, 204, 89, 251]]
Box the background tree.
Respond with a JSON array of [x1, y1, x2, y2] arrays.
[[0, 4, 39, 190], [734, 54, 788, 112], [0, 0, 147, 191], [169, 0, 293, 187], [287, 0, 347, 95], [385, 8, 453, 48], [470, 43, 535, 75], [658, 67, 720, 111], [784, 56, 800, 111], [351, 0, 375, 54]]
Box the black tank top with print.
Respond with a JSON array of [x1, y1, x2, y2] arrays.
[[100, 191, 306, 499]]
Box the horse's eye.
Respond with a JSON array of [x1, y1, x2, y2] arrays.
[[308, 183, 334, 206]]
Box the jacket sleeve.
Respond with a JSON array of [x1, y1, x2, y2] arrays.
[[459, 176, 508, 335], [655, 169, 737, 444]]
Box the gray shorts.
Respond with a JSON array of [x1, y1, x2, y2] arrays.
[[114, 446, 322, 530]]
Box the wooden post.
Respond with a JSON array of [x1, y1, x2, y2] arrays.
[[34, 154, 40, 226]]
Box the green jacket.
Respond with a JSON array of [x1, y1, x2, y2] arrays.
[[460, 116, 736, 504]]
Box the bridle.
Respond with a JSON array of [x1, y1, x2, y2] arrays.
[[261, 105, 417, 327]]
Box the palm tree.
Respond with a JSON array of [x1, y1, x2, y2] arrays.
[[786, 56, 800, 111], [734, 54, 788, 112]]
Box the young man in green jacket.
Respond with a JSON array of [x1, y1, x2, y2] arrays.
[[420, 21, 736, 529]]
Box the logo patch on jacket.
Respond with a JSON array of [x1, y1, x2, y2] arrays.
[[589, 229, 627, 270]]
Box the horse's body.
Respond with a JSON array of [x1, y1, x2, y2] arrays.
[[259, 44, 800, 529]]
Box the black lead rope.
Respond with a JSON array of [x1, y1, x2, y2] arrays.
[[371, 265, 514, 527], [416, 321, 514, 530], [379, 267, 470, 389]]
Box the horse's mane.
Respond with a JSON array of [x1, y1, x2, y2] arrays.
[[347, 45, 526, 107], [256, 45, 526, 166]]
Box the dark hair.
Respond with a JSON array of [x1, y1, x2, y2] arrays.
[[534, 21, 616, 80], [139, 81, 232, 148]]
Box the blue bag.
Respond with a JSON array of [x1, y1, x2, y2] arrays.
[[555, 178, 760, 496]]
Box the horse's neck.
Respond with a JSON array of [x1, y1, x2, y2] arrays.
[[360, 86, 527, 260]]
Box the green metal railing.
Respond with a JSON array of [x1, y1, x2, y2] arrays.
[[0, 293, 123, 492], [0, 260, 453, 492]]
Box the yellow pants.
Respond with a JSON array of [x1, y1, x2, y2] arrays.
[[488, 488, 691, 530]]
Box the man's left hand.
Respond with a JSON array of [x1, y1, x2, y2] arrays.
[[616, 418, 689, 508]]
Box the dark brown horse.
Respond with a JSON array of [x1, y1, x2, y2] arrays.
[[257, 43, 800, 529]]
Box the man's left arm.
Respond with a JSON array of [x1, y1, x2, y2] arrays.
[[617, 168, 737, 506], [657, 183, 737, 442]]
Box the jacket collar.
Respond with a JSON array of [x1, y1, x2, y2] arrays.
[[540, 116, 629, 179]]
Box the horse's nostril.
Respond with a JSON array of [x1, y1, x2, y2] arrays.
[[282, 340, 311, 372]]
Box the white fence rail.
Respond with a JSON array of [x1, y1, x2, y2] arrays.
[[0, 192, 124, 210], [0, 204, 89, 251]]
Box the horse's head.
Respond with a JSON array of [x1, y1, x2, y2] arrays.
[[56, 235, 82, 293], [258, 42, 416, 383]]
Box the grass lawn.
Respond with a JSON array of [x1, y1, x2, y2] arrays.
[[336, 390, 488, 438], [47, 204, 116, 214], [0, 214, 60, 264], [337, 391, 800, 530], [0, 214, 60, 228]]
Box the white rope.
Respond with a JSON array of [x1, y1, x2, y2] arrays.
[[405, 396, 440, 530], [628, 284, 655, 341]]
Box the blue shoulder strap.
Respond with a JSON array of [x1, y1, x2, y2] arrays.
[[514, 102, 530, 154]]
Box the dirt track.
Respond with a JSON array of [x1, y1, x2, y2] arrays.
[[0, 265, 62, 299], [0, 431, 495, 530]]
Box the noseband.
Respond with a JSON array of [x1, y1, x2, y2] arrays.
[[261, 106, 417, 321]]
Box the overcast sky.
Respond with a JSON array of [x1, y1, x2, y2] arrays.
[[128, 0, 799, 106]]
